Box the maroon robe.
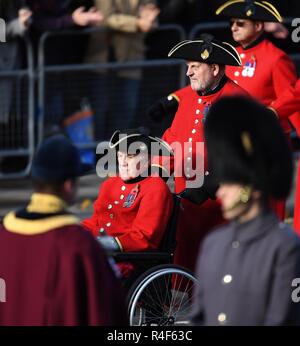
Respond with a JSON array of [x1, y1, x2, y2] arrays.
[[0, 201, 127, 326]]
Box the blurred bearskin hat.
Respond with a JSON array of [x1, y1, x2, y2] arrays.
[[204, 96, 293, 199]]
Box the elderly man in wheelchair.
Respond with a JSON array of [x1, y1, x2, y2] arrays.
[[81, 128, 199, 325]]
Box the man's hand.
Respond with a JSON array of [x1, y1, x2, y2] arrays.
[[137, 3, 160, 33], [147, 95, 179, 122], [264, 22, 289, 39], [96, 235, 121, 252], [18, 8, 32, 28], [180, 171, 218, 205], [72, 6, 103, 27]]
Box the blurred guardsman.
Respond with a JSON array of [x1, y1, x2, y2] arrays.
[[191, 96, 300, 326], [81, 128, 173, 254], [148, 34, 248, 272], [215, 0, 300, 219], [270, 79, 300, 234], [0, 135, 127, 326]]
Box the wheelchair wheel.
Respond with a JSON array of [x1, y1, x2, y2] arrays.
[[127, 264, 199, 326]]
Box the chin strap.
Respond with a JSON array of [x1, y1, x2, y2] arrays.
[[223, 186, 253, 216]]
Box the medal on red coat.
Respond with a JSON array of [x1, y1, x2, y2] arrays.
[[123, 184, 139, 208], [242, 55, 256, 78]]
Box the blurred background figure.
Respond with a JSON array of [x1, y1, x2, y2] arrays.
[[0, 0, 32, 172], [191, 96, 300, 326], [26, 0, 103, 132], [84, 0, 160, 140]]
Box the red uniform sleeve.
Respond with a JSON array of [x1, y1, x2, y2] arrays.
[[271, 79, 300, 135], [117, 183, 174, 252], [272, 53, 297, 99], [271, 54, 300, 129]]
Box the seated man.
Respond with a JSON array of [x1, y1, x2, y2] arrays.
[[81, 128, 174, 276]]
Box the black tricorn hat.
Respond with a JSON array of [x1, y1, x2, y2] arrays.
[[31, 134, 93, 182], [108, 127, 173, 157], [204, 96, 293, 199], [168, 34, 242, 66], [216, 0, 282, 22]]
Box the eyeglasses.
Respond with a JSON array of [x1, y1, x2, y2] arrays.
[[230, 20, 247, 28]]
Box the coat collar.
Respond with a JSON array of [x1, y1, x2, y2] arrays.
[[197, 75, 228, 96], [2, 193, 79, 235], [241, 33, 266, 51], [231, 208, 279, 243], [26, 193, 67, 213]]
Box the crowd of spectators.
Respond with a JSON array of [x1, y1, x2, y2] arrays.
[[0, 0, 299, 173]]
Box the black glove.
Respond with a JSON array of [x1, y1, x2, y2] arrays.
[[147, 95, 179, 123], [179, 171, 218, 205], [96, 236, 121, 252]]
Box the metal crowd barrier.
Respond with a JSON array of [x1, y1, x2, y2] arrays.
[[37, 26, 187, 152], [189, 21, 230, 40], [1, 20, 299, 179], [0, 36, 35, 179]]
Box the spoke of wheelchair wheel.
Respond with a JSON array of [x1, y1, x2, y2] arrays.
[[168, 273, 182, 316], [133, 304, 163, 325], [174, 298, 195, 317], [164, 273, 173, 306], [141, 286, 166, 316], [173, 276, 190, 316], [150, 278, 166, 308], [171, 277, 198, 319], [173, 285, 197, 317]]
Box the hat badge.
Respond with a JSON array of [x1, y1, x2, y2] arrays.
[[201, 49, 210, 60], [241, 131, 253, 155], [246, 9, 253, 17]]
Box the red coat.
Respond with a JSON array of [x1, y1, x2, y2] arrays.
[[271, 79, 300, 136], [270, 79, 300, 234], [162, 77, 247, 271], [0, 195, 127, 326], [226, 38, 299, 134], [82, 176, 173, 252], [227, 38, 298, 219]]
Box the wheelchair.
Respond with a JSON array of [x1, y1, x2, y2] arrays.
[[112, 195, 200, 326]]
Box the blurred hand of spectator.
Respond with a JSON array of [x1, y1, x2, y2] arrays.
[[72, 6, 103, 27], [264, 22, 289, 39], [18, 7, 32, 28], [137, 3, 160, 33]]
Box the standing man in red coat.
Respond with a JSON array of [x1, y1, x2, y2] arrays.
[[0, 135, 127, 326], [270, 79, 300, 234], [148, 35, 247, 272], [216, 0, 299, 219]]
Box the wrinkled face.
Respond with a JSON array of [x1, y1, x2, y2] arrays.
[[117, 151, 150, 181], [230, 18, 263, 46], [216, 183, 253, 220], [186, 61, 217, 92]]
